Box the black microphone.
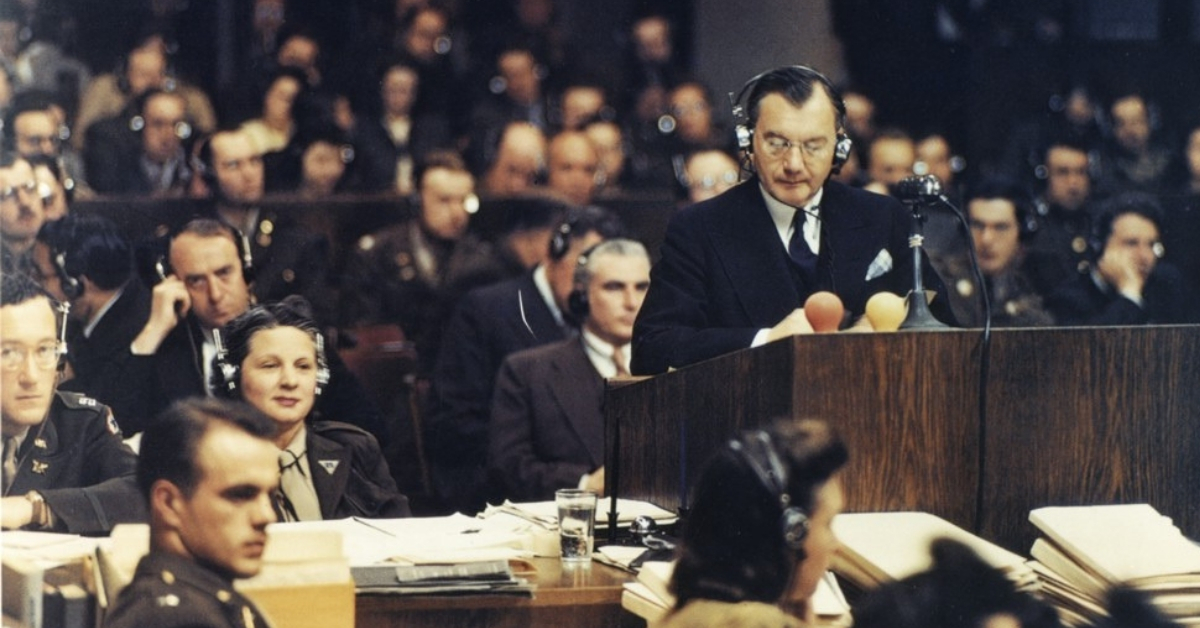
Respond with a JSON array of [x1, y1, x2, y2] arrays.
[[893, 174, 946, 206]]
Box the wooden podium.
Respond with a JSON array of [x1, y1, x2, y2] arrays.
[[605, 326, 1200, 552]]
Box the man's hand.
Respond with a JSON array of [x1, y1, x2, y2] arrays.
[[765, 308, 815, 343], [0, 496, 33, 530], [584, 467, 605, 496], [131, 276, 190, 355], [1096, 247, 1148, 300]]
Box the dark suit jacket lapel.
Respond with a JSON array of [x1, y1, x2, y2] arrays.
[[708, 180, 801, 324], [512, 273, 564, 344], [547, 342, 605, 467], [306, 431, 351, 519]]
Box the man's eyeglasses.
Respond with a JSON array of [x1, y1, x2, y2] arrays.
[[761, 136, 832, 161], [0, 180, 39, 202], [0, 342, 63, 371]]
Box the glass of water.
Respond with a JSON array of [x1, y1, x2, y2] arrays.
[[555, 489, 598, 563]]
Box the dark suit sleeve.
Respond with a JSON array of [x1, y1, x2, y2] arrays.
[[316, 350, 388, 447], [631, 211, 761, 375], [40, 408, 146, 534], [425, 294, 495, 463], [341, 427, 411, 518], [488, 354, 590, 501]]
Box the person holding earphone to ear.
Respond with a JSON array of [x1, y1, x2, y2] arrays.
[[211, 296, 409, 521]]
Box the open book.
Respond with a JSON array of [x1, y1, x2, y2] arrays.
[[830, 511, 1035, 590]]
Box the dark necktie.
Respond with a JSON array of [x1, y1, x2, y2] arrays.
[[3, 436, 19, 493], [788, 208, 819, 284]]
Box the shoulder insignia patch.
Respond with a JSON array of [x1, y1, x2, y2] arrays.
[[106, 410, 121, 436]]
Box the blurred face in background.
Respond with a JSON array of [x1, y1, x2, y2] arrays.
[[142, 93, 188, 164], [969, 198, 1022, 276], [300, 140, 346, 197], [419, 166, 475, 241], [382, 65, 419, 118], [1044, 146, 1090, 211], [547, 132, 599, 206]]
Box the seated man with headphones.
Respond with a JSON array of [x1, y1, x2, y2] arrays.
[[631, 65, 954, 375], [0, 272, 145, 533], [1046, 193, 1194, 326], [663, 419, 848, 627], [488, 238, 650, 501], [931, 177, 1058, 328], [35, 214, 152, 427], [127, 218, 386, 440], [84, 88, 194, 196], [425, 206, 625, 515]]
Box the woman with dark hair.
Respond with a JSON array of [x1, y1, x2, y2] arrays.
[[213, 296, 409, 520], [663, 418, 849, 627]]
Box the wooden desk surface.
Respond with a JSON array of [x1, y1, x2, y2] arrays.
[[355, 557, 644, 628]]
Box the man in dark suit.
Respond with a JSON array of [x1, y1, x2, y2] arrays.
[[490, 239, 650, 501], [1, 273, 144, 534], [105, 398, 276, 628], [37, 214, 152, 426], [425, 206, 624, 514], [632, 65, 953, 374], [128, 218, 384, 439], [85, 89, 193, 196], [1046, 193, 1194, 326]]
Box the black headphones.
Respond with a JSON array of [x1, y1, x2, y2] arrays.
[[728, 430, 810, 551], [566, 245, 598, 321], [53, 250, 83, 301], [212, 325, 331, 397], [128, 88, 193, 140], [549, 216, 577, 260], [155, 220, 256, 285], [730, 65, 853, 174]]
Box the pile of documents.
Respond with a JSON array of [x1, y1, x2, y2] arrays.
[[1027, 504, 1200, 627], [2, 531, 102, 628], [830, 511, 1037, 592]]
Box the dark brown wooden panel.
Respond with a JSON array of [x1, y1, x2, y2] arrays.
[[981, 326, 1200, 551]]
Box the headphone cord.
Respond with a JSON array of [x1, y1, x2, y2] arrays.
[[939, 197, 993, 531]]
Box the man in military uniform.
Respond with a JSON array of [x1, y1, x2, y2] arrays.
[[1030, 138, 1096, 284], [196, 126, 333, 323], [104, 397, 278, 628], [341, 150, 505, 372], [1, 272, 145, 534], [933, 178, 1058, 328]]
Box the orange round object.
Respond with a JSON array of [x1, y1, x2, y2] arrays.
[[804, 291, 845, 333], [865, 292, 907, 331]]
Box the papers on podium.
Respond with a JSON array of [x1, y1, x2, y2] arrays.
[[830, 511, 1036, 591], [1028, 504, 1200, 626]]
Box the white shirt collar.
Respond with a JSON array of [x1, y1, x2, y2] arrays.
[[580, 329, 630, 379], [761, 185, 824, 252], [532, 265, 566, 327], [83, 285, 125, 339]]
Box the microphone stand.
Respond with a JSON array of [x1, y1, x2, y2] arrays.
[[897, 176, 950, 330]]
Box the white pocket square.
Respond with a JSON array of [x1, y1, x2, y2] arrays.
[[865, 249, 893, 281]]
